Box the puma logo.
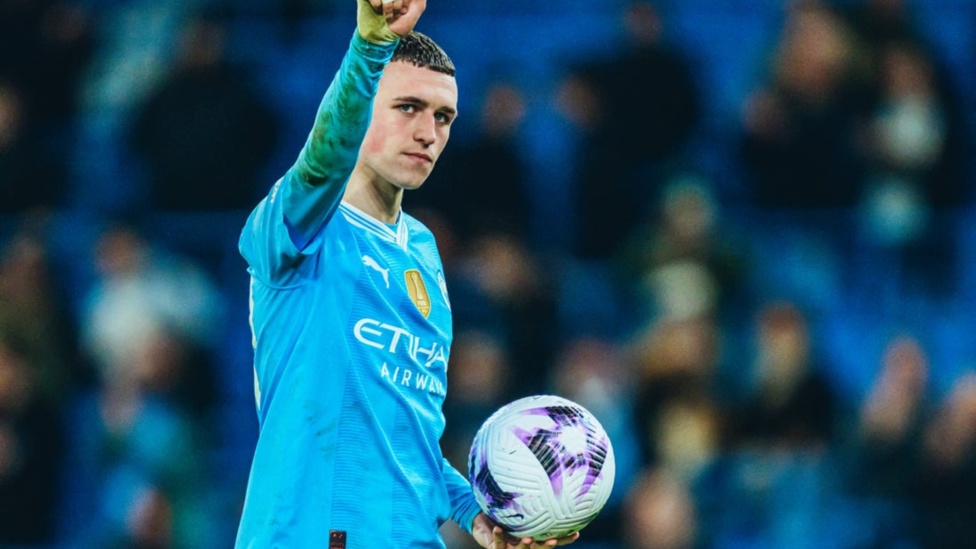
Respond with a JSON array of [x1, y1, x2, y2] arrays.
[[362, 255, 390, 288]]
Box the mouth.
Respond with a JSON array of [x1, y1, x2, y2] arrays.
[[404, 152, 433, 164]]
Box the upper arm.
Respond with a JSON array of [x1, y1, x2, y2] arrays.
[[239, 171, 332, 286]]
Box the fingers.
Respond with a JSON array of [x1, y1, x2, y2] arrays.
[[379, 0, 425, 37], [486, 525, 578, 549], [555, 532, 580, 546], [382, 0, 403, 18], [404, 0, 427, 17], [493, 527, 539, 549], [492, 526, 509, 549], [504, 537, 551, 548], [509, 532, 578, 548], [367, 0, 404, 18]]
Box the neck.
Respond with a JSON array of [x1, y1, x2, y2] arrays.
[[343, 170, 403, 224]]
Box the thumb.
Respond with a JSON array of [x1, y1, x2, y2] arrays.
[[471, 520, 492, 548]]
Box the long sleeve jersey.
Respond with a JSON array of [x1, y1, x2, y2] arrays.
[[235, 31, 480, 549]]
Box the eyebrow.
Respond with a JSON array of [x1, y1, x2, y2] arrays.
[[393, 96, 458, 116]]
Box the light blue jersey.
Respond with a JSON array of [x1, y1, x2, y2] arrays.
[[236, 32, 480, 549]]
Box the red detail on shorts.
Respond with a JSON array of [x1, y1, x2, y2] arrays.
[[329, 530, 347, 549]]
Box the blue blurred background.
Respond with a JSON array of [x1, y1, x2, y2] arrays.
[[1, 0, 975, 547]]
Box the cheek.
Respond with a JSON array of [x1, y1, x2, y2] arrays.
[[360, 128, 386, 157]]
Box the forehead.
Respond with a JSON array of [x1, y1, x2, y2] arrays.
[[376, 61, 458, 109]]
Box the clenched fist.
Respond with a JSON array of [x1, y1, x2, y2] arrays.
[[357, 0, 427, 43]]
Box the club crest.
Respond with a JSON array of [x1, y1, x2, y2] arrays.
[[404, 269, 431, 318]]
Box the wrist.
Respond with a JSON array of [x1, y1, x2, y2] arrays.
[[357, 0, 400, 44], [350, 30, 398, 61]]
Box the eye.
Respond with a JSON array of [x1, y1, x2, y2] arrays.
[[397, 104, 417, 114], [435, 112, 454, 125]]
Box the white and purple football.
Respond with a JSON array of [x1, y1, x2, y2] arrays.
[[467, 394, 616, 540]]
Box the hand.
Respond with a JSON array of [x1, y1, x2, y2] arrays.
[[471, 513, 581, 549], [357, 0, 426, 43]]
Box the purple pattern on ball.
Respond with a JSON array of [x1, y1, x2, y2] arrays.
[[581, 427, 609, 500], [513, 405, 607, 499], [470, 448, 523, 520]]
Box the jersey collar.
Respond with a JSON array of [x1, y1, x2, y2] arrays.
[[339, 201, 409, 249]]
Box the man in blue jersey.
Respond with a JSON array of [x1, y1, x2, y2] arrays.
[[237, 1, 580, 547]]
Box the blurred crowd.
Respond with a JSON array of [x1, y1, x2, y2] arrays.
[[1, 0, 975, 547]]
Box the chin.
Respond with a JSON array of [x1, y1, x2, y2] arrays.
[[396, 175, 430, 191]]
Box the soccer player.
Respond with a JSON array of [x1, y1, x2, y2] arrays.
[[236, 1, 580, 547]]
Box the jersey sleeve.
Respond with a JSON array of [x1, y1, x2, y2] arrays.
[[443, 458, 482, 535], [240, 32, 396, 284]]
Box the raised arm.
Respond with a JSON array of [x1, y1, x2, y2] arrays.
[[240, 0, 427, 281], [282, 0, 426, 247]]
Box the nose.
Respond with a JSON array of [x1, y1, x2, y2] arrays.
[[413, 114, 436, 146]]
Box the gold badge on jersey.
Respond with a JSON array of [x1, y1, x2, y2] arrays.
[[404, 269, 431, 318]]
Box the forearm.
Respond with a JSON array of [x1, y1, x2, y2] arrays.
[[280, 31, 396, 245], [443, 458, 482, 534], [293, 32, 397, 186]]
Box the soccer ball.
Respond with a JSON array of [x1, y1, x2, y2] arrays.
[[468, 394, 616, 540]]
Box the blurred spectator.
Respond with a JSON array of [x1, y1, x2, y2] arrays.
[[63, 346, 215, 547], [621, 467, 699, 549], [912, 372, 976, 548], [629, 314, 726, 473], [858, 38, 968, 298], [0, 222, 80, 401], [80, 221, 222, 418], [447, 233, 560, 395], [0, 221, 82, 543], [731, 302, 839, 452], [619, 175, 751, 325], [78, 0, 197, 116], [127, 10, 280, 211], [692, 301, 843, 547], [0, 81, 69, 213], [856, 335, 929, 494], [849, 335, 931, 546], [739, 0, 870, 210], [863, 41, 967, 212], [441, 329, 513, 472], [409, 79, 532, 247], [557, 0, 701, 260], [0, 331, 66, 546]]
